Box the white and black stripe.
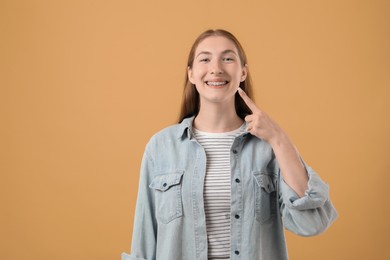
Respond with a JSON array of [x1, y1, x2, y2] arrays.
[[194, 125, 245, 260]]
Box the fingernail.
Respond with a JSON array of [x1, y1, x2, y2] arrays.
[[237, 87, 242, 92]]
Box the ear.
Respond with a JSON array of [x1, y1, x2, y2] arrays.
[[240, 64, 248, 82], [188, 66, 195, 84]]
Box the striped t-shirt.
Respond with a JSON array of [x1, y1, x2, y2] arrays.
[[193, 124, 245, 260]]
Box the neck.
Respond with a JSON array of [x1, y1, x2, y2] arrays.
[[194, 101, 243, 133]]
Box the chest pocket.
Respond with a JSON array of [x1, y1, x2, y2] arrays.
[[149, 170, 184, 224], [253, 171, 278, 224]]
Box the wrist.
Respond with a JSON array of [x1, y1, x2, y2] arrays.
[[269, 130, 290, 149]]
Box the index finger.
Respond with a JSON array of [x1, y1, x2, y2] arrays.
[[237, 87, 260, 112]]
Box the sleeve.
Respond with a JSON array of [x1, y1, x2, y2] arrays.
[[278, 160, 338, 237], [122, 148, 157, 260]]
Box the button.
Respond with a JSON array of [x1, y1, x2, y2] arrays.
[[235, 178, 240, 183], [232, 149, 238, 154], [235, 250, 240, 255], [235, 214, 240, 219], [163, 183, 167, 187]]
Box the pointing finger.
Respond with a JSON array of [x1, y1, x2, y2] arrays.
[[244, 114, 254, 122], [237, 87, 260, 112]]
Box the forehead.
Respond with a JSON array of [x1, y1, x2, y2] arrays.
[[195, 36, 239, 55]]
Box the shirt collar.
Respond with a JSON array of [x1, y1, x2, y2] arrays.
[[177, 116, 195, 140], [177, 116, 250, 140]]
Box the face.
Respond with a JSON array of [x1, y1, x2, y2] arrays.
[[188, 36, 247, 105]]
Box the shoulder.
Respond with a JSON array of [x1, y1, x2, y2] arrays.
[[146, 123, 182, 148], [149, 117, 193, 143], [144, 117, 193, 155], [153, 124, 181, 139]]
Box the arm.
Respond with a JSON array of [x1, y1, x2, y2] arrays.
[[237, 87, 308, 196], [278, 160, 338, 236], [269, 131, 308, 197], [238, 88, 338, 235], [122, 149, 157, 260]]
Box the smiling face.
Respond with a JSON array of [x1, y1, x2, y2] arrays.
[[188, 36, 247, 106]]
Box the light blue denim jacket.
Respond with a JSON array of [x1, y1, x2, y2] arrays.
[[122, 116, 337, 260]]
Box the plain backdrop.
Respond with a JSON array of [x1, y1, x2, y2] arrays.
[[1, 0, 389, 259]]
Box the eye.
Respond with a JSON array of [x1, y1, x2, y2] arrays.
[[223, 57, 235, 62], [200, 58, 210, 63]]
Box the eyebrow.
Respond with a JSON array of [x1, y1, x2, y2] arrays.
[[196, 49, 238, 58]]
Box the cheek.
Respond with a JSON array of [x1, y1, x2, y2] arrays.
[[192, 70, 206, 82], [188, 69, 198, 84]]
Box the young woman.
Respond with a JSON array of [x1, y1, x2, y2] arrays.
[[122, 29, 337, 260]]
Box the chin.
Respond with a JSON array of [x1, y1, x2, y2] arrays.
[[202, 95, 235, 105]]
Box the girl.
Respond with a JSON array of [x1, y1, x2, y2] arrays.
[[122, 29, 337, 260]]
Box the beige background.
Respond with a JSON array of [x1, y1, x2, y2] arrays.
[[1, 0, 389, 259]]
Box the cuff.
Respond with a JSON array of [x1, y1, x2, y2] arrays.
[[281, 165, 330, 210], [121, 252, 147, 260]]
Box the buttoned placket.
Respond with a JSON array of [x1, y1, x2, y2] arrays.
[[188, 129, 209, 260], [188, 126, 249, 259], [230, 133, 248, 259]]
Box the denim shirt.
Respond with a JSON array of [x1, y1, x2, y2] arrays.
[[122, 117, 338, 260]]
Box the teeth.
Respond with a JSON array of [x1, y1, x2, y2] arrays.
[[207, 81, 227, 86]]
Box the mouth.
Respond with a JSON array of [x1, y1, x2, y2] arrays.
[[205, 81, 229, 87]]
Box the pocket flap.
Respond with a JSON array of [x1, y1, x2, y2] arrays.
[[149, 171, 184, 192], [253, 171, 276, 193]]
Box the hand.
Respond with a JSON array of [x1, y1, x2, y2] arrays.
[[237, 88, 284, 145], [238, 88, 309, 196]]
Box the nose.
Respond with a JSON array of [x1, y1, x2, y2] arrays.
[[210, 59, 223, 74]]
